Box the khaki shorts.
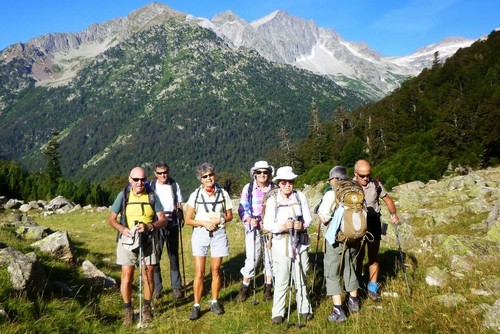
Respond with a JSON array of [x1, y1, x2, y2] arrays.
[[116, 233, 159, 266]]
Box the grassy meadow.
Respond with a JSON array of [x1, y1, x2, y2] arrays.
[[0, 206, 496, 334]]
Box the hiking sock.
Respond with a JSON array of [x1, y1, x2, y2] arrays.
[[367, 282, 379, 293], [211, 300, 218, 304], [123, 302, 132, 309], [194, 303, 200, 308], [144, 300, 151, 306], [242, 282, 250, 287]]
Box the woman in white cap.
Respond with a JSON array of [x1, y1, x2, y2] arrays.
[[236, 161, 276, 302], [184, 162, 233, 320], [263, 166, 313, 325]]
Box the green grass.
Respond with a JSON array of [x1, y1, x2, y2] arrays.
[[0, 209, 497, 333]]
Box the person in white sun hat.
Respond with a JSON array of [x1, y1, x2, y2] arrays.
[[236, 161, 277, 303], [263, 166, 313, 325]]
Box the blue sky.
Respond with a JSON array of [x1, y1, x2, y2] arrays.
[[1, 0, 498, 56]]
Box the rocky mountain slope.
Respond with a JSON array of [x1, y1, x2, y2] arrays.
[[0, 13, 366, 188], [0, 2, 476, 104]]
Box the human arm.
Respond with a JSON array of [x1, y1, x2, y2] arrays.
[[317, 191, 336, 225], [238, 183, 255, 228], [108, 210, 133, 238], [382, 194, 399, 224], [294, 191, 312, 231]]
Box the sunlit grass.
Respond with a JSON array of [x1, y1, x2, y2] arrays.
[[0, 208, 497, 333]]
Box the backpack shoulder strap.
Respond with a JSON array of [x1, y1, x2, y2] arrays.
[[168, 177, 179, 206], [372, 178, 382, 197], [247, 179, 254, 215], [120, 184, 132, 227]]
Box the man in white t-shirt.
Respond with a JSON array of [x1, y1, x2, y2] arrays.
[[150, 162, 184, 299]]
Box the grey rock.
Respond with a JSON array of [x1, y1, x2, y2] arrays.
[[4, 199, 23, 209], [433, 293, 467, 307], [425, 266, 448, 287], [45, 196, 74, 211], [82, 260, 117, 290], [482, 300, 500, 332], [449, 255, 474, 273], [0, 247, 47, 295], [16, 226, 52, 241], [30, 230, 76, 264]]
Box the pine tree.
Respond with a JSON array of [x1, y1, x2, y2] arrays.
[[44, 132, 63, 182]]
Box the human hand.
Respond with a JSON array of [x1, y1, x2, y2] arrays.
[[136, 222, 148, 233], [390, 213, 400, 225], [122, 227, 132, 238], [293, 220, 302, 231]]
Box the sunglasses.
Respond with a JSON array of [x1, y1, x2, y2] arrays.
[[155, 171, 168, 175], [357, 173, 370, 179], [279, 180, 294, 186], [255, 170, 269, 175], [201, 173, 215, 179], [131, 177, 146, 183]]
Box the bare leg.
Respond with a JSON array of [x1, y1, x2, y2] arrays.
[[210, 257, 222, 300], [193, 256, 207, 304], [121, 265, 135, 303]]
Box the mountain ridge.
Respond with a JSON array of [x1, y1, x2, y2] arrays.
[[0, 2, 478, 101]]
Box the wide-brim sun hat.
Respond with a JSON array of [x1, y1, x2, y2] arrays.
[[249, 160, 274, 178], [272, 166, 298, 182]]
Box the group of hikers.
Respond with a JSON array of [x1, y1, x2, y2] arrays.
[[107, 159, 399, 326]]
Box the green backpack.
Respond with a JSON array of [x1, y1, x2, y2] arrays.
[[333, 180, 367, 243]]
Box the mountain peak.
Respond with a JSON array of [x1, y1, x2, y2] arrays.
[[250, 10, 282, 28]]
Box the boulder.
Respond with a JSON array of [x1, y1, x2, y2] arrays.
[[16, 226, 52, 241], [45, 196, 74, 211], [30, 231, 76, 264], [425, 266, 448, 287], [432, 293, 467, 307], [82, 260, 117, 290], [0, 247, 47, 295], [482, 300, 500, 332], [4, 199, 23, 209]]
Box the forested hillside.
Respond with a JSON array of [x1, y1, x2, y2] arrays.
[[294, 30, 500, 188], [0, 20, 365, 191]]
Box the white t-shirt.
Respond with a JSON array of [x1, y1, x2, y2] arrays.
[[155, 182, 183, 212]]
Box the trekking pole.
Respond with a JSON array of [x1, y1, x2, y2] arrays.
[[252, 227, 259, 306], [394, 224, 412, 298], [137, 229, 143, 329], [177, 208, 187, 297], [309, 221, 322, 296], [293, 228, 305, 329], [262, 232, 275, 286], [286, 227, 295, 328]]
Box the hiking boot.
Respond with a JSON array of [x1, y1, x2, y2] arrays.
[[368, 290, 382, 302], [235, 284, 249, 302], [301, 313, 313, 321], [272, 316, 284, 325], [142, 304, 153, 323], [348, 296, 360, 313], [211, 301, 224, 315], [122, 307, 133, 326], [189, 305, 200, 320], [263, 283, 273, 302], [328, 306, 347, 323], [173, 288, 184, 299], [153, 290, 164, 299]]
